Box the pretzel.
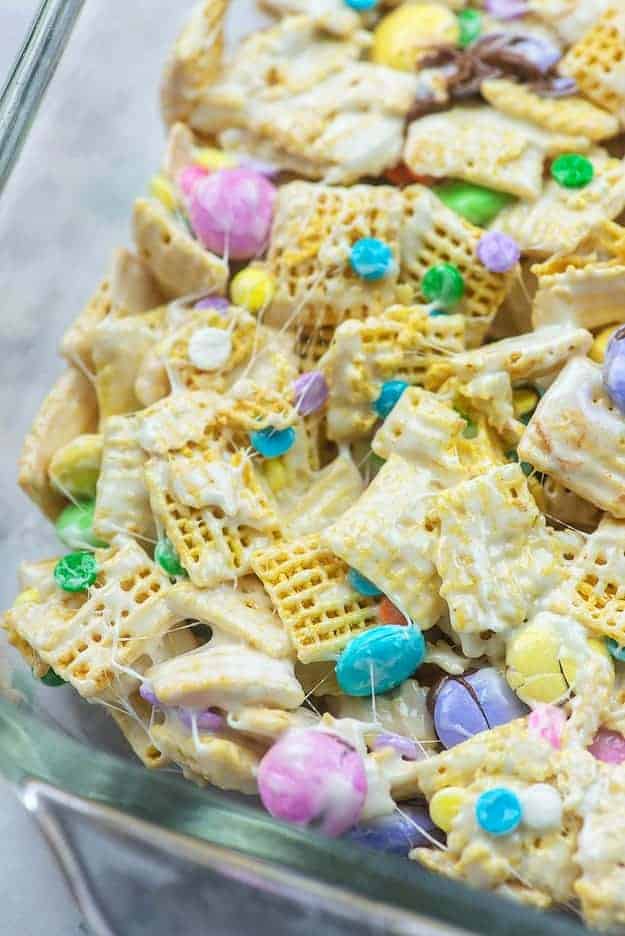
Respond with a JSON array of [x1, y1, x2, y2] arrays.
[[559, 7, 625, 123], [251, 532, 379, 663]]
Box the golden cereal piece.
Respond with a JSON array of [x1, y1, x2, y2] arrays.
[[110, 692, 170, 769], [559, 7, 625, 124], [60, 278, 112, 373], [532, 258, 625, 331]]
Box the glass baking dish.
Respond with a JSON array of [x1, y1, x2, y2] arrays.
[[0, 3, 593, 934]]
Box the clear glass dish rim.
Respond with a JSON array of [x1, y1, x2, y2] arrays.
[[0, 4, 592, 934]]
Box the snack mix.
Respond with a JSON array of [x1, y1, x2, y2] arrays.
[[9, 0, 625, 927]]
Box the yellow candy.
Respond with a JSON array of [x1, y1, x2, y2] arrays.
[[372, 4, 460, 72], [430, 787, 467, 832], [194, 147, 238, 171], [149, 174, 178, 212], [513, 386, 540, 420], [48, 434, 103, 500], [506, 622, 568, 704], [230, 268, 276, 314], [561, 637, 611, 687], [14, 588, 40, 607], [263, 458, 288, 494], [589, 323, 619, 363]]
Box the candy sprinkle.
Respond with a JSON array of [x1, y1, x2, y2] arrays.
[[476, 231, 520, 273], [551, 153, 594, 189], [457, 9, 482, 47], [54, 551, 98, 593], [348, 568, 383, 596], [293, 371, 329, 415], [373, 379, 409, 419]]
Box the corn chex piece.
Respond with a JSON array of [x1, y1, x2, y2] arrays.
[[518, 356, 625, 517], [531, 258, 625, 330], [481, 78, 619, 142], [319, 305, 465, 442], [258, 0, 361, 36], [432, 464, 578, 648], [217, 381, 298, 432], [19, 367, 99, 521], [400, 185, 511, 348], [528, 0, 614, 46], [559, 8, 625, 124], [405, 107, 591, 202], [145, 445, 281, 588], [12, 540, 176, 698], [94, 415, 156, 544], [93, 308, 165, 421], [323, 455, 444, 628], [454, 372, 521, 444], [541, 477, 602, 533], [264, 181, 403, 332], [134, 390, 228, 456], [166, 576, 292, 659], [283, 452, 363, 537], [426, 324, 592, 392], [150, 714, 261, 794], [495, 147, 625, 256], [598, 218, 625, 260], [109, 691, 170, 769], [146, 642, 304, 710], [226, 706, 318, 741], [60, 278, 112, 373], [251, 532, 379, 663], [133, 198, 228, 299]]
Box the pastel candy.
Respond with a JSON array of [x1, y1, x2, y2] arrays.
[[55, 501, 107, 551], [433, 181, 513, 227], [293, 371, 329, 415], [178, 164, 208, 198], [527, 704, 566, 750], [588, 727, 625, 764], [603, 325, 625, 415], [336, 625, 426, 697], [371, 732, 420, 761], [188, 168, 276, 260], [433, 668, 527, 749], [476, 787, 522, 836], [257, 729, 367, 837], [345, 805, 439, 855]]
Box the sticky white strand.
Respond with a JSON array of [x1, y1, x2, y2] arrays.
[[394, 804, 448, 852]]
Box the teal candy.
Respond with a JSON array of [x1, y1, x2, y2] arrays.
[[250, 426, 296, 458], [433, 181, 514, 227], [350, 238, 393, 281], [336, 625, 426, 696], [606, 638, 625, 662], [348, 568, 383, 597], [475, 788, 522, 836], [345, 0, 377, 9], [373, 380, 409, 419], [55, 501, 107, 550]]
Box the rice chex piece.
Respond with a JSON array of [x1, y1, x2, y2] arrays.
[[94, 414, 156, 544], [559, 7, 625, 124]]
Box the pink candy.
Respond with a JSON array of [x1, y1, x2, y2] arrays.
[[257, 729, 367, 837], [528, 704, 566, 750], [588, 727, 625, 764], [187, 167, 276, 260], [179, 164, 209, 198]]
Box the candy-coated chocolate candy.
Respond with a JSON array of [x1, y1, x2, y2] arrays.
[[194, 147, 238, 171], [371, 732, 420, 761], [588, 727, 625, 764], [606, 638, 625, 662], [603, 325, 625, 415], [55, 501, 107, 551], [551, 153, 594, 189], [179, 707, 226, 732], [293, 371, 329, 415], [257, 729, 367, 836], [195, 295, 229, 312], [263, 458, 289, 494], [348, 568, 383, 597], [519, 784, 562, 831], [475, 787, 522, 836], [527, 704, 566, 749], [155, 537, 187, 577], [346, 805, 439, 855], [188, 168, 276, 260], [373, 379, 409, 419], [422, 263, 465, 307], [372, 4, 459, 72], [250, 426, 296, 458], [378, 596, 408, 626], [336, 625, 426, 696], [349, 238, 394, 281], [433, 668, 528, 749], [40, 668, 66, 687], [590, 323, 619, 363], [513, 36, 562, 75], [139, 682, 159, 706], [506, 621, 576, 704], [384, 164, 434, 187], [430, 787, 468, 832], [476, 232, 520, 273], [54, 551, 98, 593], [344, 0, 377, 9], [433, 181, 513, 227], [178, 165, 208, 198], [512, 385, 540, 423], [457, 9, 482, 47], [230, 267, 276, 313], [485, 0, 528, 18], [187, 326, 232, 371], [150, 174, 178, 211], [428, 309, 450, 318]]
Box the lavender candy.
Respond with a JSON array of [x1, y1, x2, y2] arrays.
[[603, 326, 625, 415], [484, 0, 528, 19], [139, 682, 159, 706], [433, 668, 528, 749], [178, 707, 226, 732], [476, 232, 520, 273], [345, 805, 441, 856], [293, 371, 329, 415], [195, 295, 230, 312], [371, 731, 420, 761], [508, 35, 561, 74]]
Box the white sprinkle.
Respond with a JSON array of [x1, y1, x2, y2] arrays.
[[187, 327, 231, 371]]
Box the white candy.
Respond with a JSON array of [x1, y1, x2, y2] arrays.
[[187, 326, 232, 371], [520, 784, 563, 832]]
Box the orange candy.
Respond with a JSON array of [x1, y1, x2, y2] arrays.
[[384, 164, 435, 188], [378, 596, 408, 625]]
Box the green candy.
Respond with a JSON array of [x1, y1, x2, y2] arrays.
[[54, 551, 98, 593], [422, 263, 465, 307], [55, 501, 107, 550], [433, 180, 514, 227], [551, 153, 594, 189], [40, 668, 66, 687], [457, 9, 482, 47], [155, 537, 187, 577]]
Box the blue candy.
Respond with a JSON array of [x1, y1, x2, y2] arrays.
[[250, 426, 295, 458], [348, 568, 383, 597], [373, 379, 409, 419], [475, 788, 522, 837], [345, 805, 440, 856], [350, 238, 393, 281], [336, 624, 426, 697], [344, 0, 377, 8], [606, 638, 625, 662], [603, 325, 625, 415]]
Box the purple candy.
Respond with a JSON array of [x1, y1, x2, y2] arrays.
[[139, 682, 159, 706], [345, 804, 441, 855], [603, 326, 625, 415], [484, 0, 528, 18], [293, 371, 329, 415], [178, 707, 226, 733], [433, 668, 528, 749], [195, 295, 230, 312], [508, 35, 561, 74], [371, 732, 420, 761], [468, 667, 528, 727], [476, 232, 520, 273]]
